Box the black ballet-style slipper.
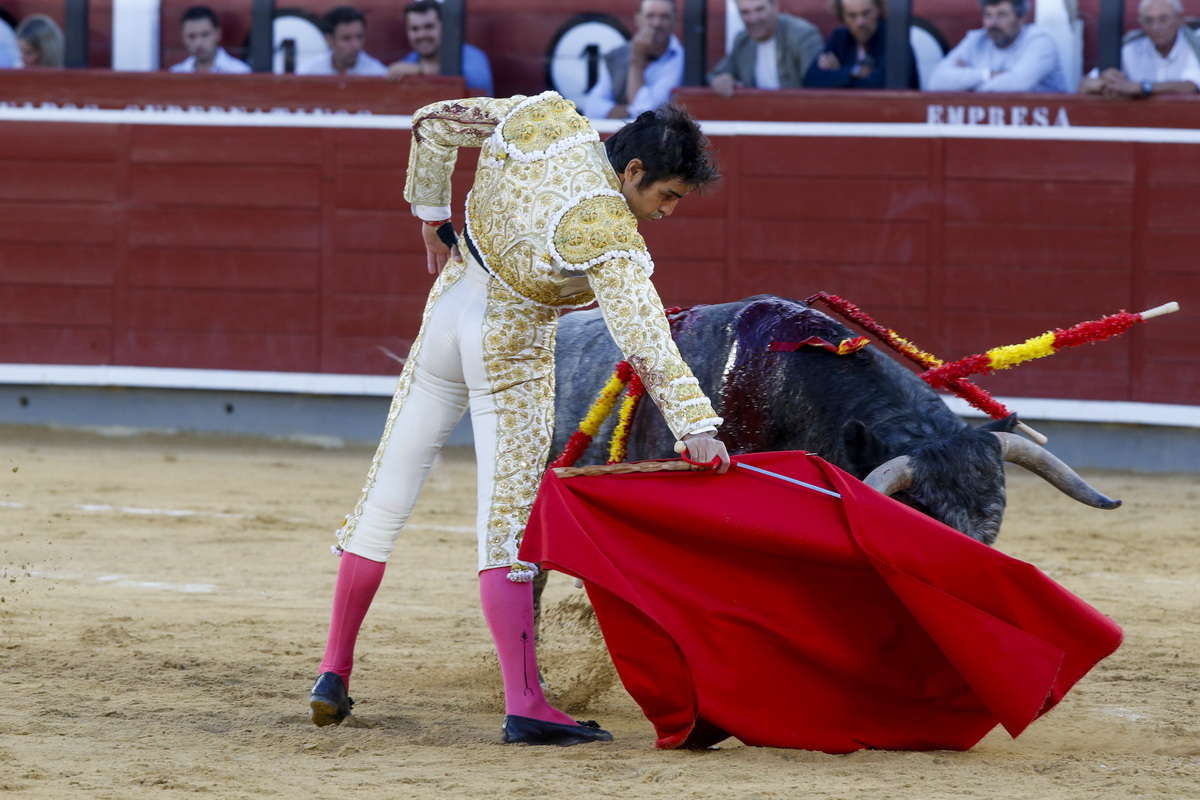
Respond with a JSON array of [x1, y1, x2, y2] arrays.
[[308, 672, 354, 727], [501, 715, 613, 746]]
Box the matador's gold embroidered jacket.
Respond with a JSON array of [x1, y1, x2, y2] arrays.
[[404, 91, 722, 440]]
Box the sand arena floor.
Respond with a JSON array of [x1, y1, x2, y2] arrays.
[[0, 424, 1197, 799]]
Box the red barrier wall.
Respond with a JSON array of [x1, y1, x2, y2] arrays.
[[1, 77, 1198, 408]]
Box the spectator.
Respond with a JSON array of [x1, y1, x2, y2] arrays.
[[386, 0, 493, 96], [803, 0, 919, 89], [1078, 0, 1200, 98], [707, 0, 823, 97], [169, 6, 250, 74], [296, 6, 387, 76], [15, 14, 64, 68], [0, 17, 19, 69], [927, 0, 1065, 92], [583, 0, 684, 120]]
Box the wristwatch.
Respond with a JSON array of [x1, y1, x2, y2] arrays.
[[1142, 80, 1154, 97]]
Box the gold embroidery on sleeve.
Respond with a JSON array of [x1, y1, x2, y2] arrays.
[[587, 259, 721, 439], [404, 96, 521, 211]]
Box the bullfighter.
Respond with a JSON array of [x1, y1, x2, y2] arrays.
[[307, 94, 730, 745]]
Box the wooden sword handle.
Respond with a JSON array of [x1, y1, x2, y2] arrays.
[[553, 461, 695, 478]]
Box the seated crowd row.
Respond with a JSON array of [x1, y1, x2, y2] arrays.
[[0, 1, 495, 95], [2, 0, 1197, 109]]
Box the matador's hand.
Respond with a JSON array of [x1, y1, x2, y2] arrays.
[[709, 72, 739, 99], [817, 52, 841, 70], [677, 432, 730, 475], [421, 221, 462, 275]]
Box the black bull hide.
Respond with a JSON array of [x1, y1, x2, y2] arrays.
[[548, 295, 1111, 546]]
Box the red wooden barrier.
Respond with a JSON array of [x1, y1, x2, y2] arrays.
[[0, 77, 1197, 409]]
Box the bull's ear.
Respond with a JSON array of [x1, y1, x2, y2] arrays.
[[842, 419, 884, 471], [978, 413, 1020, 433]]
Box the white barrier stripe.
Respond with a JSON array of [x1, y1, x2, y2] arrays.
[[2, 363, 1198, 429], [4, 104, 1200, 144], [693, 119, 1200, 144], [941, 395, 1200, 429], [0, 363, 398, 396], [0, 105, 414, 129]]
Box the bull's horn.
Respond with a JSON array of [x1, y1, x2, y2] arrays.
[[994, 432, 1122, 509], [864, 455, 913, 496]]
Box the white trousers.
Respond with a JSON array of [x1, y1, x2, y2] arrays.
[[337, 256, 559, 577]]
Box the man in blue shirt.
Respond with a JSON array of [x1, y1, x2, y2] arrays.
[[0, 18, 19, 68], [583, 0, 685, 120], [928, 0, 1065, 92], [386, 0, 493, 96]]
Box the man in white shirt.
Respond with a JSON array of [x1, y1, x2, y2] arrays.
[[1078, 0, 1200, 98], [928, 0, 1066, 92], [296, 5, 387, 77], [706, 0, 823, 97], [169, 5, 250, 74], [584, 0, 685, 120]]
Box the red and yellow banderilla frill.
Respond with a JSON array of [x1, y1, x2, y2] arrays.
[[549, 361, 637, 469], [807, 292, 1018, 424], [921, 303, 1180, 388], [807, 294, 1180, 445]]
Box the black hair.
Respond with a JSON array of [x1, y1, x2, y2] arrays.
[[181, 5, 219, 28], [980, 0, 1028, 16], [828, 0, 886, 23], [604, 104, 720, 193], [404, 0, 442, 20], [323, 5, 367, 34]]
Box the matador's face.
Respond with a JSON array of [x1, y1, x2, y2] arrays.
[[620, 161, 692, 221]]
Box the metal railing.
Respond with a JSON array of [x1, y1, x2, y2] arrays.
[[64, 0, 87, 68]]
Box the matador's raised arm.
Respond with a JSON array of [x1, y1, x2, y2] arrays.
[[589, 259, 722, 440], [549, 192, 722, 440], [403, 96, 523, 220]]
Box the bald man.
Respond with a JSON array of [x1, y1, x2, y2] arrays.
[[1078, 0, 1200, 97]]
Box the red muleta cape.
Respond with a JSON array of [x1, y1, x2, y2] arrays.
[[521, 450, 1122, 752]]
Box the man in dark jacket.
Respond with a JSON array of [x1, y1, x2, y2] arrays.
[[802, 0, 919, 89], [708, 0, 823, 96]]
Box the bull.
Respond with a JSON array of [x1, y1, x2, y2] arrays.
[[549, 294, 1120, 545]]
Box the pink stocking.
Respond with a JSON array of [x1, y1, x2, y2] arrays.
[[318, 551, 387, 688], [479, 568, 575, 724]]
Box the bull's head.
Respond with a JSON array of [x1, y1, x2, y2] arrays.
[[864, 427, 1121, 545]]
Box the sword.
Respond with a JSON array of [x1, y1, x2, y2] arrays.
[[563, 458, 840, 590], [734, 461, 842, 499], [673, 441, 842, 500], [560, 455, 840, 591]]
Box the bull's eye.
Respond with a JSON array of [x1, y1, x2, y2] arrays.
[[893, 493, 931, 517]]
